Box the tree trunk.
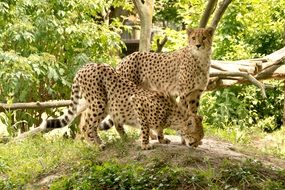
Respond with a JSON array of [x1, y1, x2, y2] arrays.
[[132, 0, 154, 52], [282, 23, 285, 126], [210, 0, 233, 30], [199, 0, 218, 28]]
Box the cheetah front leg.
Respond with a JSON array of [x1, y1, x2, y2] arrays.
[[179, 90, 203, 114], [178, 90, 203, 146], [156, 127, 171, 144]]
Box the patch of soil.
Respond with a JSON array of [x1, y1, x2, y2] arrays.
[[159, 136, 285, 169], [35, 135, 285, 187]]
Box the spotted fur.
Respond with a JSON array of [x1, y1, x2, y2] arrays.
[[99, 27, 213, 143], [43, 63, 204, 149]]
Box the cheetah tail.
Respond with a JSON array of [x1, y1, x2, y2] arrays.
[[99, 115, 114, 130], [46, 82, 84, 129]]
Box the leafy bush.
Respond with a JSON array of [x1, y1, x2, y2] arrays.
[[0, 0, 130, 134], [200, 81, 284, 131]]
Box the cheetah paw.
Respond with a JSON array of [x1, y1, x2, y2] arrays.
[[99, 143, 106, 150], [160, 138, 171, 144], [141, 144, 154, 150]]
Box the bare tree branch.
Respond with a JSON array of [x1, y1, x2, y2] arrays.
[[12, 124, 47, 142], [1, 47, 285, 113], [199, 0, 218, 28], [210, 71, 267, 98], [156, 36, 168, 52], [210, 0, 233, 30], [0, 100, 72, 112]]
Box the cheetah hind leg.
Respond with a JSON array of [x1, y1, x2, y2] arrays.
[[139, 129, 157, 140], [81, 104, 107, 150], [140, 125, 154, 150], [156, 127, 171, 144], [149, 130, 157, 140], [181, 137, 186, 145]]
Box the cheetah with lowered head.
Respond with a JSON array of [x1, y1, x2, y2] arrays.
[[41, 63, 204, 150], [100, 27, 214, 144]]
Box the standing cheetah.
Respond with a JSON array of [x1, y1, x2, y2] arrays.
[[42, 63, 204, 149], [99, 27, 213, 143], [116, 27, 214, 113]]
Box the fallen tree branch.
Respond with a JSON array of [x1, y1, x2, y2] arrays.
[[0, 100, 72, 112], [12, 124, 47, 142], [210, 71, 267, 98], [1, 47, 285, 112]]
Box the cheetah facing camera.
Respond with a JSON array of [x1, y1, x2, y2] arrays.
[[42, 63, 204, 150], [116, 27, 214, 114], [99, 27, 214, 138]]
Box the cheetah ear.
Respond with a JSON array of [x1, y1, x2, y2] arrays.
[[206, 27, 215, 36], [186, 28, 194, 37]]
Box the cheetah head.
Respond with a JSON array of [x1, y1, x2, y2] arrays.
[[180, 114, 204, 148], [187, 27, 214, 55]]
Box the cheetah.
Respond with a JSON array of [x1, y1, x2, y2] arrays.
[[116, 27, 214, 113], [41, 63, 204, 150], [99, 27, 213, 143]]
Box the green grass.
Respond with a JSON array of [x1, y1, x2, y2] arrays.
[[0, 127, 285, 189], [50, 155, 285, 190], [204, 123, 285, 159], [0, 136, 95, 189]]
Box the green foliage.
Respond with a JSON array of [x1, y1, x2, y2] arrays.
[[219, 159, 285, 189], [0, 0, 127, 103], [213, 0, 285, 60], [0, 51, 69, 102], [0, 0, 130, 133], [154, 0, 204, 28], [151, 29, 187, 52], [50, 157, 285, 190], [200, 81, 284, 131], [0, 0, 124, 64]]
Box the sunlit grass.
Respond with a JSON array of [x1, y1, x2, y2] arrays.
[[204, 123, 285, 158], [0, 124, 285, 189], [0, 136, 93, 188]]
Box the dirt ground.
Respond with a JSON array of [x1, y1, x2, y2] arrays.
[[146, 135, 285, 169], [35, 135, 285, 187]]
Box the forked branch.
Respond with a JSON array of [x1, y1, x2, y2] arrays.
[[199, 0, 218, 28]]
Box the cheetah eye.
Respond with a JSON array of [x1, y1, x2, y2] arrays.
[[192, 36, 196, 40], [202, 36, 207, 40]]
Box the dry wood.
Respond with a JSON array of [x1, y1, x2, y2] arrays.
[[132, 0, 154, 51], [156, 36, 168, 52], [210, 71, 266, 98], [199, 0, 218, 28], [210, 0, 233, 30], [1, 47, 285, 112], [0, 100, 72, 112]]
